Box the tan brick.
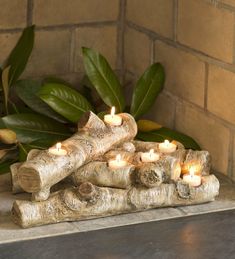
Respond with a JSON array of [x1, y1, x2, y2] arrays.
[[23, 30, 71, 77], [0, 0, 27, 29], [208, 65, 235, 124], [33, 0, 119, 26], [175, 102, 230, 174], [155, 41, 205, 107], [74, 26, 117, 73], [125, 27, 151, 76], [145, 92, 175, 129], [126, 0, 174, 38], [0, 33, 20, 65], [178, 0, 234, 63]]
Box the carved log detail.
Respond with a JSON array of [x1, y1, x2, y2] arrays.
[[12, 175, 219, 228], [17, 112, 137, 198]]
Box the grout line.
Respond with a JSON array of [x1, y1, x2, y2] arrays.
[[173, 0, 178, 42], [126, 21, 235, 73], [204, 63, 209, 110], [233, 13, 235, 64], [150, 39, 155, 65], [69, 28, 76, 73], [26, 0, 34, 26], [116, 0, 127, 84], [227, 131, 234, 180]]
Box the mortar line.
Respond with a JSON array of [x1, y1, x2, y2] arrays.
[[227, 131, 234, 179], [69, 28, 76, 73], [26, 0, 34, 26], [204, 63, 209, 110], [126, 21, 235, 73], [116, 0, 127, 84], [233, 13, 235, 64], [173, 0, 178, 42]]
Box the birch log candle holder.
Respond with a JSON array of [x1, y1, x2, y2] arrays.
[[10, 112, 220, 228]]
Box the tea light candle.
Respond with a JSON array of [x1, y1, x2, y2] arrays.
[[104, 107, 122, 126], [159, 140, 177, 154], [141, 149, 160, 163], [108, 154, 127, 169], [183, 166, 201, 187], [48, 142, 67, 156]]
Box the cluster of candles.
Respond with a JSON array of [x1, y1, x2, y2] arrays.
[[48, 107, 202, 187]]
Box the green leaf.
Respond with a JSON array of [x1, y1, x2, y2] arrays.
[[18, 143, 32, 162], [82, 47, 125, 112], [130, 63, 165, 119], [15, 79, 67, 123], [2, 113, 70, 143], [0, 161, 14, 175], [38, 83, 93, 123], [2, 66, 10, 114], [5, 25, 35, 85], [137, 127, 201, 150]]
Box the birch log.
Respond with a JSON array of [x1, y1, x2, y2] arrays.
[[182, 149, 211, 175], [72, 161, 135, 189], [17, 112, 137, 199], [12, 175, 219, 228]]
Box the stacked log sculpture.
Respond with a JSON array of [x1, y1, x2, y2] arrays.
[[10, 112, 220, 228]]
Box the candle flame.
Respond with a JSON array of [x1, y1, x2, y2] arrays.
[[189, 166, 195, 177], [116, 154, 121, 163], [56, 142, 61, 151], [149, 149, 154, 158], [164, 139, 170, 146], [111, 106, 115, 117]]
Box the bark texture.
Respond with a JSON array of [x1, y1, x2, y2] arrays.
[[12, 175, 219, 228], [17, 112, 137, 197]]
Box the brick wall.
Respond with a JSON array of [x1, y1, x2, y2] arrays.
[[1, 0, 235, 179], [124, 0, 235, 179], [0, 0, 123, 84]]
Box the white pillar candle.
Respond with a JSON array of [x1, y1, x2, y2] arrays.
[[48, 142, 67, 156], [183, 167, 201, 187], [104, 107, 122, 126], [159, 140, 177, 154], [108, 154, 127, 169], [141, 149, 160, 163]]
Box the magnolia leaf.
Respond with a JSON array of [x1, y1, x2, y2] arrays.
[[131, 63, 165, 119], [38, 83, 94, 123], [82, 47, 125, 112]]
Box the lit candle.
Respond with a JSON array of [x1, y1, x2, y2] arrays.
[[104, 107, 122, 126], [141, 149, 160, 163], [159, 140, 177, 154], [108, 154, 127, 169], [183, 166, 201, 187], [48, 142, 67, 156]]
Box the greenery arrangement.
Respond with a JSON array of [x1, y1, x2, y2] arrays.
[[0, 25, 200, 174]]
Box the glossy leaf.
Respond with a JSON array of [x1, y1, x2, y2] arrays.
[[38, 83, 93, 123], [1, 66, 10, 114], [82, 47, 125, 112], [2, 113, 70, 143], [0, 161, 14, 174], [137, 127, 201, 150], [5, 25, 35, 85], [131, 63, 165, 119], [15, 79, 67, 123]]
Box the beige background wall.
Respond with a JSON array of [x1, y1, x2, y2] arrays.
[[0, 0, 123, 84], [0, 0, 235, 179], [125, 0, 235, 180]]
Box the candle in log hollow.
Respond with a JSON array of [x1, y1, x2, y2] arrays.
[[48, 142, 67, 156], [104, 107, 122, 126], [108, 154, 128, 169], [183, 166, 201, 187], [141, 149, 160, 163], [159, 140, 177, 154]]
